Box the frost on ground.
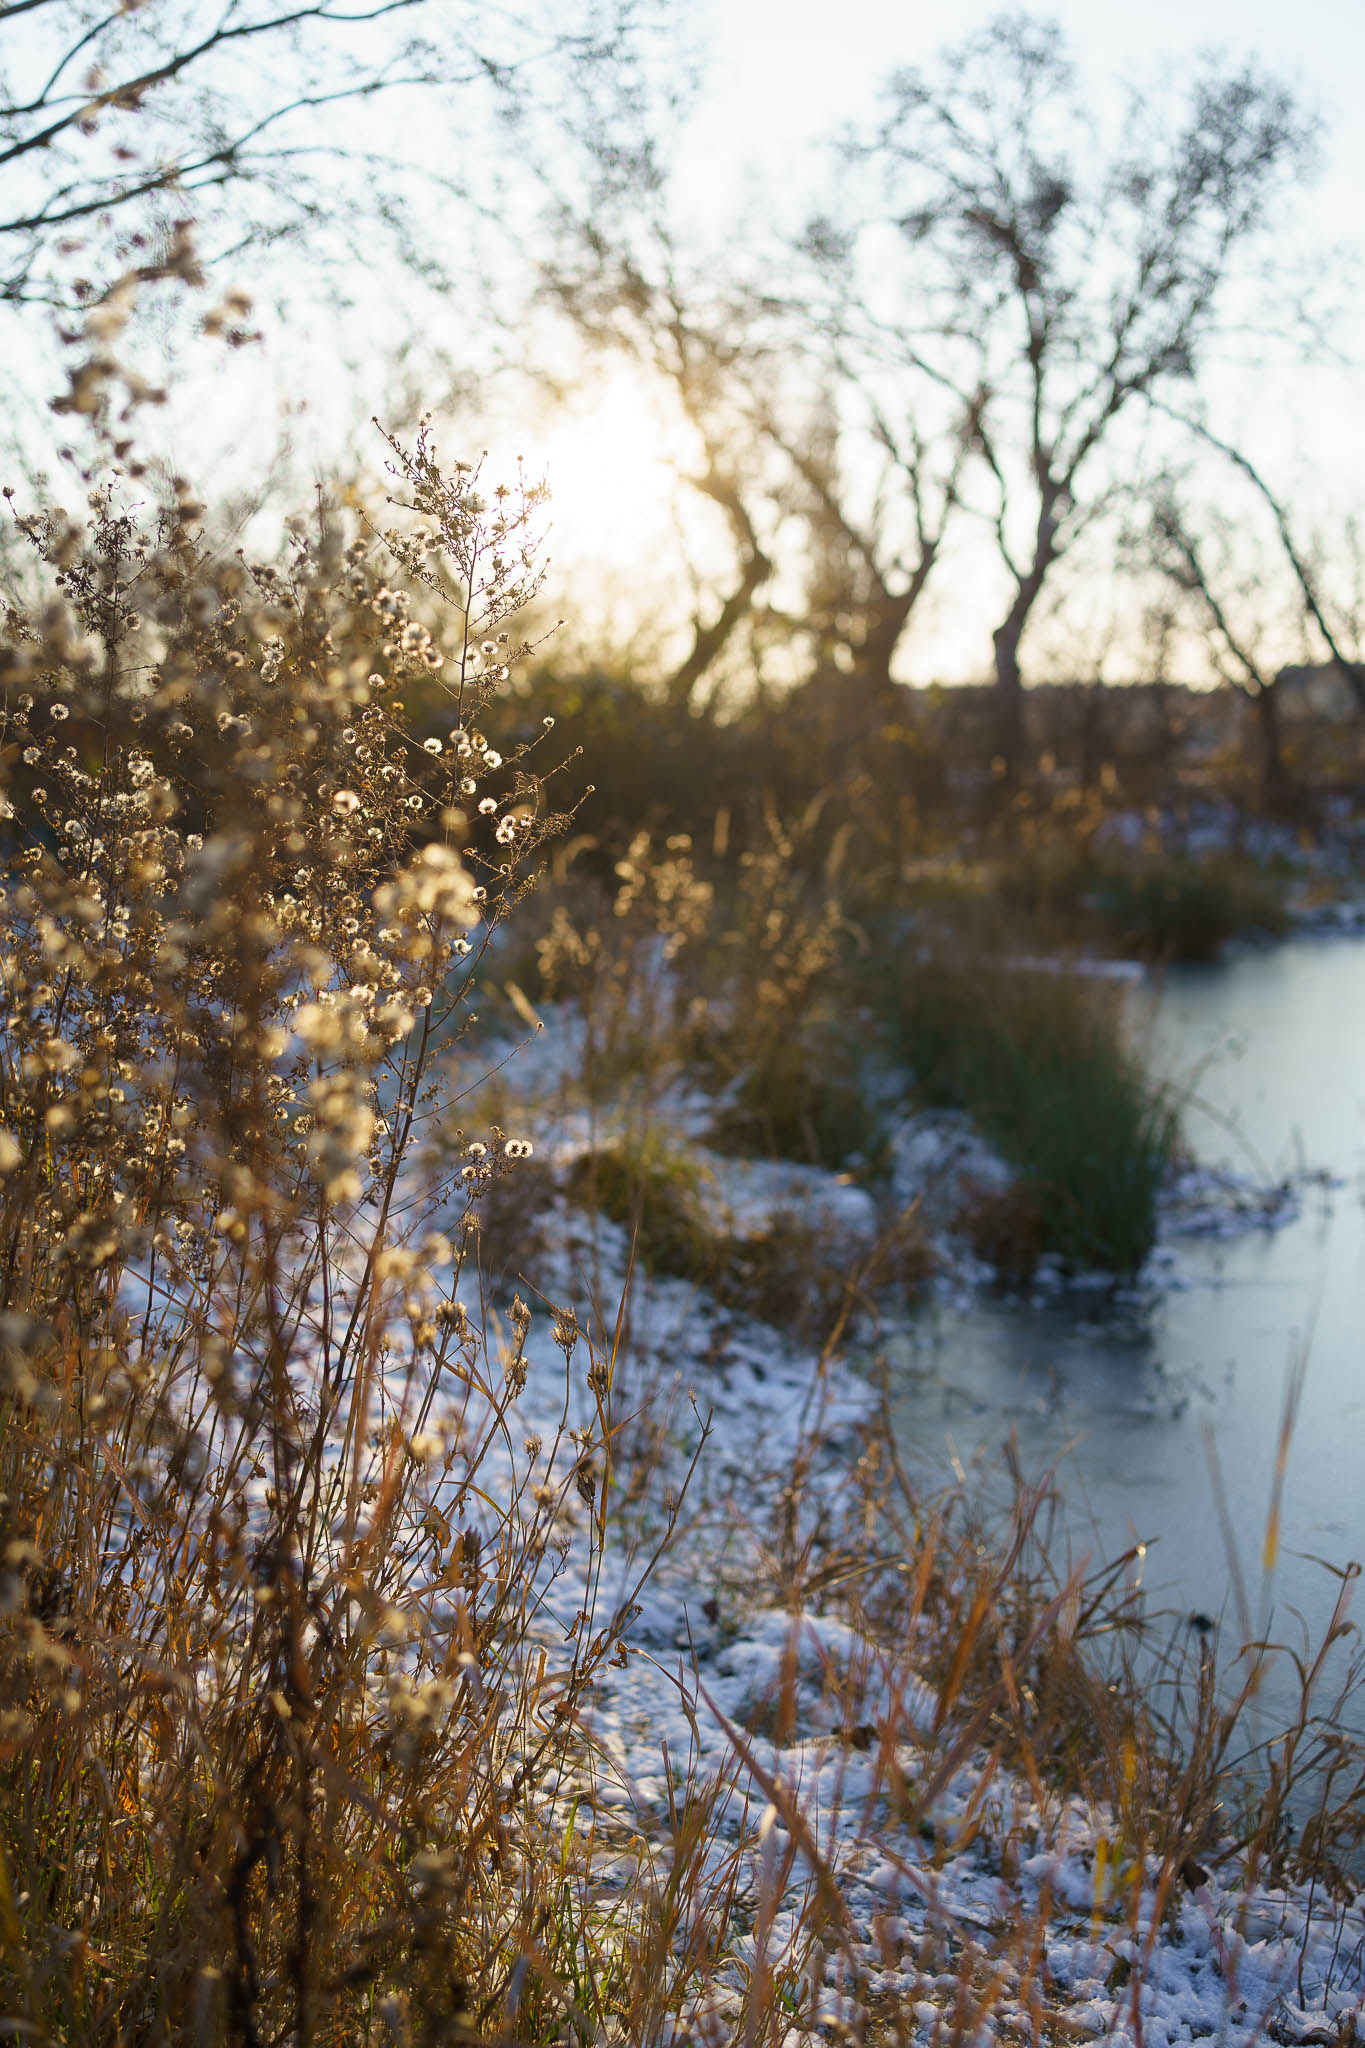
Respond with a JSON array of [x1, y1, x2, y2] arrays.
[[386, 1100, 1364, 2046], [275, 975, 1359, 2045], [1159, 1161, 1325, 1240]]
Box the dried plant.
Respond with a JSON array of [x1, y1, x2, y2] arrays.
[[0, 314, 687, 2039]]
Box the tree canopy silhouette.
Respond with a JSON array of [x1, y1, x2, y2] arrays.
[[0, 0, 652, 311], [808, 14, 1318, 769]]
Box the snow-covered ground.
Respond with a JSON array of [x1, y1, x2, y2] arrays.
[[399, 1016, 1364, 2046]]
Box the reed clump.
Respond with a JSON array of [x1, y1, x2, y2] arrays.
[[890, 957, 1178, 1275], [999, 846, 1290, 962]]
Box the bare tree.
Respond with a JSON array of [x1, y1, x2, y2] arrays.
[[809, 14, 1318, 774], [0, 0, 655, 312], [541, 222, 783, 704], [1146, 486, 1295, 806], [544, 197, 973, 709], [753, 378, 972, 701], [1153, 401, 1365, 716]]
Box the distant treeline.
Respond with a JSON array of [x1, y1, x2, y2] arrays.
[[464, 662, 1365, 873]]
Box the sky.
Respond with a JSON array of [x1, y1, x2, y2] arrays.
[[690, 0, 1365, 199], [5, 0, 1362, 687], [507, 0, 1362, 687], [687, 0, 1365, 429]]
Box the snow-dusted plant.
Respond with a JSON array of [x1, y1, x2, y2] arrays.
[[0, 338, 674, 2032]]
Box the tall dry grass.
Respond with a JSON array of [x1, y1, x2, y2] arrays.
[[0, 314, 699, 2036]]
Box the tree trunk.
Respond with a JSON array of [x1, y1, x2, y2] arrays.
[[990, 536, 1059, 781], [991, 613, 1027, 781], [852, 591, 918, 705], [663, 542, 771, 708], [1253, 681, 1293, 812]]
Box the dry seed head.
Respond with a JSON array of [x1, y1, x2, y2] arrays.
[[551, 1310, 579, 1358]]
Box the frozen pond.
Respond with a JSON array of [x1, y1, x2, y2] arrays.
[[884, 935, 1365, 1742]]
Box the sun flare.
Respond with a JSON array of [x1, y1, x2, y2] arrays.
[[536, 374, 693, 568]]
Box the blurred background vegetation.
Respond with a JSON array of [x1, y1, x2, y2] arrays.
[[6, 0, 1362, 1298], [3, 0, 1364, 828]]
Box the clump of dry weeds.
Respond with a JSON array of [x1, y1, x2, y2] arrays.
[[0, 278, 710, 2043]]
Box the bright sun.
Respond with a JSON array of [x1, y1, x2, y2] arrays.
[[534, 374, 692, 568]]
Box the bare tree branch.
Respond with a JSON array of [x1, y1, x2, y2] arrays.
[[1152, 399, 1365, 714], [0, 0, 657, 309], [824, 17, 1318, 771]]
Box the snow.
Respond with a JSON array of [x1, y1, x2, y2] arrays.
[[117, 965, 1353, 2041], [382, 1012, 1365, 2045]]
